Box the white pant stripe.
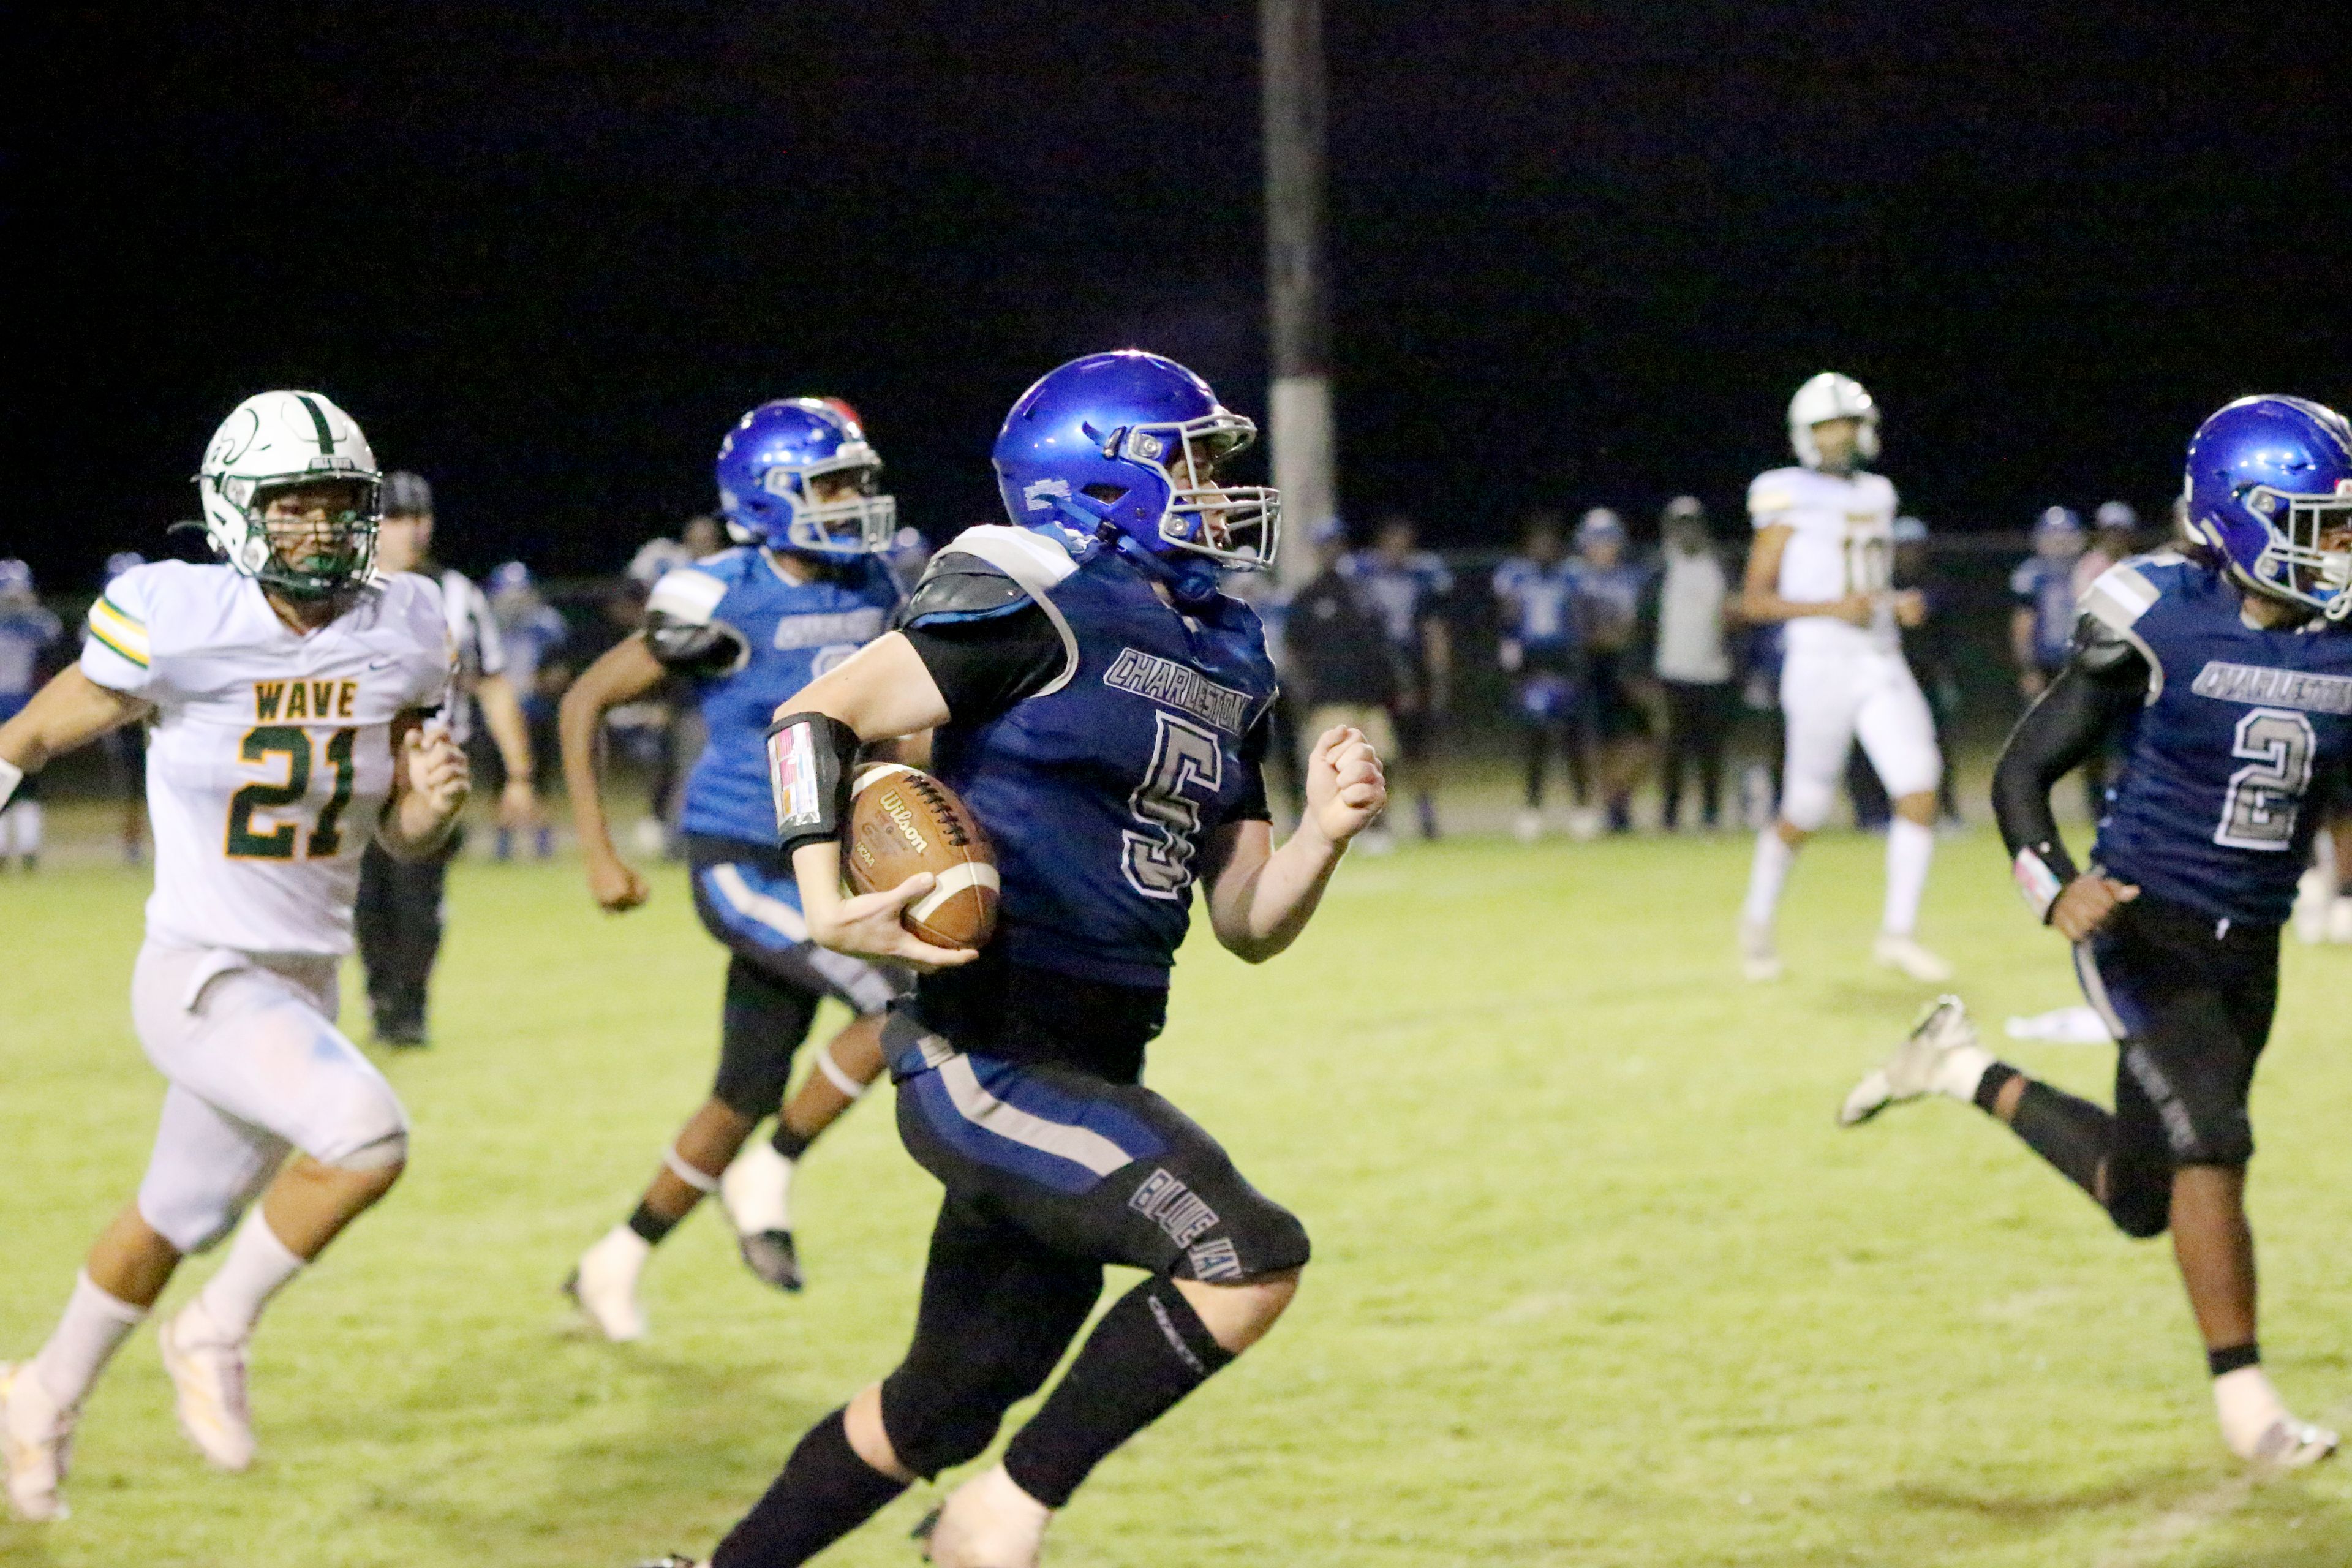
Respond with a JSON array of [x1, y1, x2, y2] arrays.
[[709, 863, 809, 943], [937, 1055, 1134, 1177]]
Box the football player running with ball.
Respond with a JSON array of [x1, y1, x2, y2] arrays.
[[564, 399, 909, 1330], [635, 352, 1384, 1568], [1737, 372, 1951, 982], [1841, 396, 2352, 1468], [0, 392, 467, 1520]]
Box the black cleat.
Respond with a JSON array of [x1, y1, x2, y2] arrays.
[[737, 1229, 804, 1292]]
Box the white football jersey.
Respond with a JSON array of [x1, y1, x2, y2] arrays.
[[81, 563, 452, 954], [1747, 465, 1901, 655]]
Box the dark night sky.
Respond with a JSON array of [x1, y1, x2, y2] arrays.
[[14, 1, 2349, 589]]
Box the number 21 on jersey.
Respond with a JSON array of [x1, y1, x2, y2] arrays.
[[226, 725, 358, 860]]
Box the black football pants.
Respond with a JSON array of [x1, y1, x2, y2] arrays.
[[354, 836, 455, 1035]]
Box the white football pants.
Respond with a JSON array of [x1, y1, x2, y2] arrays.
[[1777, 647, 1942, 831], [129, 941, 409, 1253]]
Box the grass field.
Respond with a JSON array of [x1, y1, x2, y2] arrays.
[[2, 816, 2348, 1567]]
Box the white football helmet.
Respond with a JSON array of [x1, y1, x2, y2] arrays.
[[195, 390, 382, 596], [1787, 372, 1881, 469]]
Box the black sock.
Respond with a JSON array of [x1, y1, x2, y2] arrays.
[[712, 1408, 907, 1568], [2209, 1341, 2261, 1378], [628, 1200, 682, 1246], [2003, 1080, 2113, 1200], [771, 1123, 813, 1163], [1001, 1276, 1235, 1509], [1971, 1062, 2021, 1114]]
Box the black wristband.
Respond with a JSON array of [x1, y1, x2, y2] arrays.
[[767, 711, 862, 858]]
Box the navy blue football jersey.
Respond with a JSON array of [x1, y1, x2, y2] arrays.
[[908, 526, 1280, 988], [2081, 552, 2352, 926], [2011, 554, 2082, 672], [647, 548, 902, 848], [1491, 556, 1581, 652]]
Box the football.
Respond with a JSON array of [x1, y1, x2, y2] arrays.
[[844, 763, 1000, 949]]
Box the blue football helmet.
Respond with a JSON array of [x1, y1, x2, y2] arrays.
[[715, 398, 896, 558], [992, 350, 1279, 571], [485, 560, 533, 600], [103, 551, 145, 584], [2032, 505, 2085, 557], [0, 559, 32, 602], [2184, 396, 2352, 621]]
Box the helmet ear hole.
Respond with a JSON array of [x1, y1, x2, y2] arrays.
[[1081, 484, 1128, 505]]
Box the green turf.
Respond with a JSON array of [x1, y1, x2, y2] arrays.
[[2, 824, 2347, 1567]]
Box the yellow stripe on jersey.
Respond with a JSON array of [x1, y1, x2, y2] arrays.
[[88, 596, 150, 668]]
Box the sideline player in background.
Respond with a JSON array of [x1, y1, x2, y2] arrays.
[[354, 472, 538, 1045], [1342, 513, 1449, 840], [1284, 519, 1399, 835], [0, 560, 65, 870], [1841, 394, 2351, 1468], [486, 560, 570, 860], [0, 392, 466, 1521], [562, 399, 906, 1335], [2012, 505, 2087, 703], [1572, 508, 1656, 835], [638, 352, 1384, 1568], [1736, 373, 1950, 982], [1493, 510, 1586, 841]]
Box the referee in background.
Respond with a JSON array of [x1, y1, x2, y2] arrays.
[[358, 470, 538, 1046]]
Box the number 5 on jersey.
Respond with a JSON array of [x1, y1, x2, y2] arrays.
[[1122, 712, 1223, 900], [226, 725, 358, 859]]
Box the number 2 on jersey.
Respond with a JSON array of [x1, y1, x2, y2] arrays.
[[1121, 712, 1223, 900], [2214, 708, 2314, 851], [226, 725, 358, 859]]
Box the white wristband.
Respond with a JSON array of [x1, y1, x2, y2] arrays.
[[0, 756, 23, 810]]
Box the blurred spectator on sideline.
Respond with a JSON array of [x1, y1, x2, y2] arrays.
[[1341, 514, 1452, 840], [1493, 509, 1588, 842], [682, 511, 725, 559], [1224, 559, 1305, 821], [1571, 508, 1655, 835], [1735, 616, 1786, 831], [486, 560, 568, 860], [1289, 521, 1402, 851], [1651, 496, 1736, 832], [2011, 505, 2086, 702], [94, 551, 151, 862], [886, 523, 935, 585], [0, 559, 65, 872], [2080, 500, 2139, 588]]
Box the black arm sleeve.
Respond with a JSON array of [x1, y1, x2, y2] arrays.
[[1221, 712, 1273, 826], [900, 605, 1067, 726], [1990, 614, 2150, 864]]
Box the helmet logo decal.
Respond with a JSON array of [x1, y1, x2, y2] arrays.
[[295, 394, 337, 454], [1023, 478, 1072, 513]]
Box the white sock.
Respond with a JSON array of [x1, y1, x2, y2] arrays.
[[189, 1213, 307, 1344], [723, 1141, 794, 1235], [30, 1271, 147, 1409], [1742, 831, 1796, 929], [586, 1223, 652, 1276], [1882, 818, 1934, 937], [2214, 1365, 2289, 1457], [1932, 1045, 1998, 1103]]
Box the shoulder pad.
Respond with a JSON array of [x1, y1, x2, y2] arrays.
[[644, 610, 749, 676], [2070, 609, 2158, 698], [902, 526, 1079, 628], [646, 566, 729, 627], [2078, 559, 2163, 635]]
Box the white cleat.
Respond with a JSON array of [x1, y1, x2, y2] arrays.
[[1738, 920, 1783, 982], [2329, 896, 2352, 946], [720, 1142, 803, 1292], [1872, 931, 1955, 983], [2245, 1415, 2340, 1469], [1512, 807, 1544, 844], [567, 1226, 651, 1342], [2, 1361, 76, 1522], [918, 1464, 1051, 1568], [1566, 806, 1604, 842], [1839, 994, 1981, 1127], [158, 1303, 256, 1472]]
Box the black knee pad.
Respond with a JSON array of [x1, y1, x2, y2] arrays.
[[715, 957, 819, 1118], [1158, 1175, 1311, 1284]]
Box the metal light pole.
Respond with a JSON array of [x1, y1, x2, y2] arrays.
[[1262, 0, 1333, 587]]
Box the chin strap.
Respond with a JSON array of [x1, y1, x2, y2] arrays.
[[1103, 529, 1223, 610]]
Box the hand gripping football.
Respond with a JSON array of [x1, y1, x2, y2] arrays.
[[845, 764, 1000, 949]]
